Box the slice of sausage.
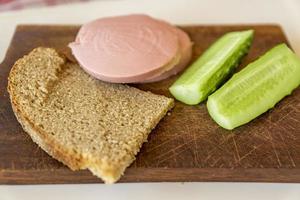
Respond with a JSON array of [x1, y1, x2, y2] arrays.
[[142, 28, 192, 83], [69, 14, 181, 83]]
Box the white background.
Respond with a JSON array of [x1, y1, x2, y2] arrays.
[[0, 0, 300, 199]]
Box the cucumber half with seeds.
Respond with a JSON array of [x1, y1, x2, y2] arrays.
[[169, 30, 254, 105], [207, 44, 300, 130]]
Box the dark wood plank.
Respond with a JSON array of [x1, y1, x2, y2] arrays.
[[0, 25, 299, 184]]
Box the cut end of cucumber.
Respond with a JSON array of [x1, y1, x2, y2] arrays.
[[169, 84, 203, 105], [207, 97, 234, 130], [233, 30, 254, 38]]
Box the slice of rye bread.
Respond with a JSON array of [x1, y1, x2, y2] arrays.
[[7, 47, 174, 183]]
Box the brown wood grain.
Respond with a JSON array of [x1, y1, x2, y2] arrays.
[[0, 25, 300, 184]]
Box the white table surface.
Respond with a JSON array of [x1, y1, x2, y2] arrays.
[[0, 0, 300, 199]]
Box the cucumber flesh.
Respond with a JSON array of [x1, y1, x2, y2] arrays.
[[169, 30, 254, 105], [207, 44, 300, 130]]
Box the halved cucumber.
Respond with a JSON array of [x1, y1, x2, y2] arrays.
[[207, 44, 300, 130], [169, 30, 254, 105]]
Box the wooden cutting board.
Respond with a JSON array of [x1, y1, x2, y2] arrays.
[[0, 25, 300, 184]]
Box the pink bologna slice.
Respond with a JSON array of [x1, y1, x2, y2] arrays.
[[69, 14, 180, 83], [142, 28, 192, 83]]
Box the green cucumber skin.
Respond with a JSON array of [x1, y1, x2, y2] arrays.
[[169, 30, 254, 105], [207, 44, 300, 130]]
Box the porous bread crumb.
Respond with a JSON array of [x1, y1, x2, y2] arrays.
[[8, 47, 174, 183]]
